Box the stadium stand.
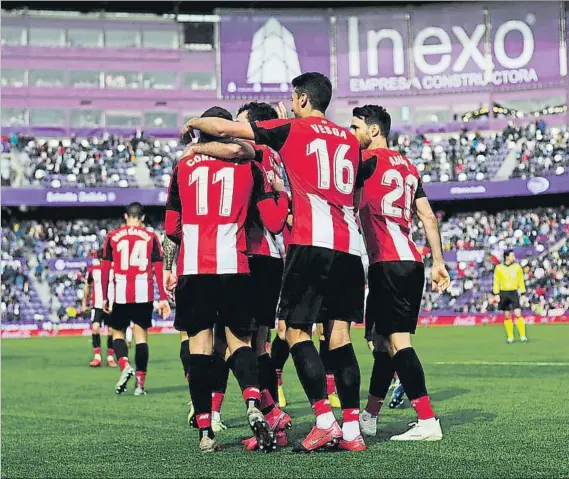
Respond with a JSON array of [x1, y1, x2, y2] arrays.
[[3, 123, 568, 189], [3, 207, 567, 324]]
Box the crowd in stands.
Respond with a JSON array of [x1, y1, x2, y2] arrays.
[[2, 207, 567, 324], [506, 123, 569, 179], [2, 122, 567, 189], [419, 207, 569, 315]]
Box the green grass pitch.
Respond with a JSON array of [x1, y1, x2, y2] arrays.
[[2, 325, 568, 478]]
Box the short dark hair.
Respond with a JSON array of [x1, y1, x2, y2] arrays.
[[291, 72, 332, 113], [181, 106, 233, 145], [504, 249, 514, 261], [200, 106, 233, 121], [237, 102, 278, 122], [352, 105, 391, 138], [126, 202, 144, 219]]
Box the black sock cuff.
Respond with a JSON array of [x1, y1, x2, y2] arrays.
[[180, 339, 190, 359], [290, 340, 314, 356], [231, 345, 253, 362], [189, 354, 213, 369], [257, 352, 271, 364], [328, 343, 356, 367], [392, 347, 415, 361], [373, 349, 391, 361], [226, 355, 235, 373]]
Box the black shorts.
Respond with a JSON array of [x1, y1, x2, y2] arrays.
[[278, 245, 365, 328], [91, 308, 110, 325], [174, 274, 254, 338], [366, 261, 425, 336], [499, 291, 521, 311], [249, 255, 284, 328], [108, 302, 154, 330]]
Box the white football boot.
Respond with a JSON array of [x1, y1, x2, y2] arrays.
[[359, 410, 378, 437], [390, 418, 443, 441]]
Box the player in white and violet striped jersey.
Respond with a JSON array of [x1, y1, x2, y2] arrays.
[[101, 202, 171, 397]]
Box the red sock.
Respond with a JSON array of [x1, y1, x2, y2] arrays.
[[243, 386, 261, 404], [260, 389, 275, 411], [326, 374, 336, 395], [365, 394, 384, 416], [313, 398, 333, 418], [136, 371, 146, 388], [411, 396, 436, 420], [196, 413, 211, 430], [342, 407, 359, 424], [107, 348, 115, 357], [93, 347, 101, 355], [118, 357, 129, 371], [211, 392, 225, 414], [276, 369, 283, 387]]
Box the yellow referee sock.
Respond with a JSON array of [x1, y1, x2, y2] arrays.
[[515, 317, 526, 339], [504, 319, 514, 342]]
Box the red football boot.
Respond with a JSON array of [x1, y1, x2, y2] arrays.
[[89, 357, 102, 367], [242, 431, 288, 451], [292, 422, 342, 453], [265, 407, 292, 433], [338, 435, 367, 452]]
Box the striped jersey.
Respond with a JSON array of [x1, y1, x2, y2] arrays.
[[101, 225, 166, 304], [246, 143, 286, 259], [251, 117, 364, 256], [165, 152, 288, 276], [359, 148, 425, 264]]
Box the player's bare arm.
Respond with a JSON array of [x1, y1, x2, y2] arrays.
[[82, 278, 90, 312], [415, 197, 450, 294], [185, 139, 256, 159], [162, 236, 178, 302], [152, 235, 171, 319], [353, 187, 363, 213], [100, 238, 113, 314], [165, 165, 183, 245], [184, 117, 255, 141]]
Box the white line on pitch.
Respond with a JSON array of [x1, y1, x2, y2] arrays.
[[434, 361, 569, 367]]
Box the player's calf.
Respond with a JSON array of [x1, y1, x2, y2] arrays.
[[360, 343, 396, 437], [134, 343, 149, 396], [328, 344, 365, 448], [390, 343, 442, 441]]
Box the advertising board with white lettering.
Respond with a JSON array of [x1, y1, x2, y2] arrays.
[[335, 2, 563, 96], [2, 174, 568, 206]]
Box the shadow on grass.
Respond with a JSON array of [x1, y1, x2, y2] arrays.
[[430, 387, 470, 402], [149, 385, 187, 395], [443, 408, 497, 428]]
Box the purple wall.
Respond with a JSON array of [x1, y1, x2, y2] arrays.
[[2, 45, 214, 70], [2, 15, 178, 31]]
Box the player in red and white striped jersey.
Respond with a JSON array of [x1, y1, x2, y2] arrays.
[[83, 249, 116, 368], [185, 73, 367, 453], [101, 202, 171, 396], [188, 101, 293, 450], [350, 105, 450, 442], [166, 106, 288, 453]]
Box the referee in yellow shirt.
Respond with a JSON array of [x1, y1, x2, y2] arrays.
[[493, 250, 528, 343]]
